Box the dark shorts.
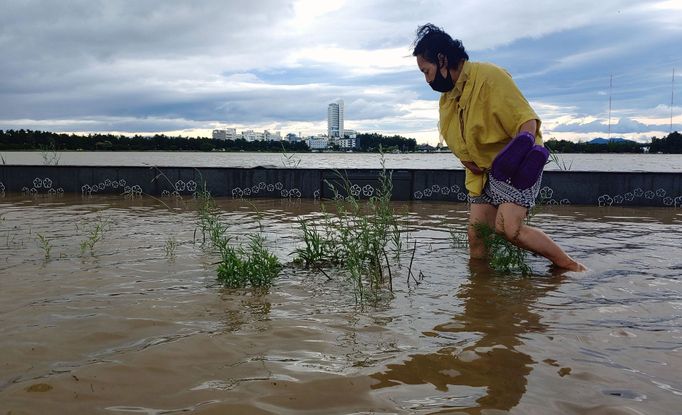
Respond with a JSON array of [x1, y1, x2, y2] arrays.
[[469, 173, 543, 209]]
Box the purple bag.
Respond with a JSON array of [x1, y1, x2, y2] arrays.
[[491, 131, 534, 182], [511, 145, 549, 190]]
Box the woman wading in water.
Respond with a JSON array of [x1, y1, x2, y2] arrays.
[[413, 23, 585, 272]]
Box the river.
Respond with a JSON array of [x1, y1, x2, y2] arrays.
[[0, 195, 681, 414], [2, 151, 681, 172]]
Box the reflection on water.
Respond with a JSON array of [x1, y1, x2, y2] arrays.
[[0, 194, 680, 414], [371, 261, 565, 413]]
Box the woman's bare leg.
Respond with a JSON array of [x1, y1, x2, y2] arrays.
[[495, 203, 586, 271], [468, 203, 497, 259]]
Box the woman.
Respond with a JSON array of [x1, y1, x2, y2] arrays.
[[413, 23, 585, 272]]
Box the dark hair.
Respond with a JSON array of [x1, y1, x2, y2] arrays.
[[412, 23, 469, 69]]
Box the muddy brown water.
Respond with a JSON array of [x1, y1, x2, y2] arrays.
[[0, 194, 680, 414]]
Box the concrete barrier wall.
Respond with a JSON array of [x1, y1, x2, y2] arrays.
[[0, 165, 680, 207]]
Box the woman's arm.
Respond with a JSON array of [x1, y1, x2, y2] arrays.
[[462, 119, 537, 175], [518, 119, 537, 137], [462, 160, 485, 174]]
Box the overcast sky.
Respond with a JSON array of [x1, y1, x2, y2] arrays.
[[1, 0, 680, 144]]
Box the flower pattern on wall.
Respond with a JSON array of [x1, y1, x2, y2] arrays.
[[0, 169, 680, 207], [22, 177, 64, 196], [413, 184, 468, 201], [596, 187, 679, 207]]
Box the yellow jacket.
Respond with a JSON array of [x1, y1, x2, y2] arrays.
[[439, 61, 542, 196]]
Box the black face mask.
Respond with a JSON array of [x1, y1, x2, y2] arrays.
[[429, 62, 454, 93]]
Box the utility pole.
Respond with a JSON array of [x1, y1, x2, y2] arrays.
[[608, 74, 613, 140], [671, 68, 675, 133]]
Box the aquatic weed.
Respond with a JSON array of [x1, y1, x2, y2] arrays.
[[294, 151, 408, 302], [293, 218, 331, 267], [194, 184, 281, 288], [280, 141, 302, 168], [472, 222, 531, 275], [36, 233, 52, 259], [449, 226, 469, 249], [547, 148, 573, 171], [79, 216, 110, 255], [39, 140, 60, 166], [217, 234, 281, 288], [165, 236, 178, 258]]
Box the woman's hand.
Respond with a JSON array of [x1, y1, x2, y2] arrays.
[[462, 160, 485, 175]]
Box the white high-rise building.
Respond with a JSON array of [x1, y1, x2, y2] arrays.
[[212, 128, 237, 140], [327, 100, 344, 139], [264, 130, 282, 141], [307, 136, 329, 150], [242, 130, 265, 141]]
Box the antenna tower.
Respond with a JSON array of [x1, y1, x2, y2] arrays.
[[608, 74, 613, 139], [671, 68, 675, 133]]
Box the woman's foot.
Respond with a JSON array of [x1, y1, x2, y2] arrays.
[[554, 258, 587, 272]]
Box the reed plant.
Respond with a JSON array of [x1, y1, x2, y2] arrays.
[[280, 141, 302, 168], [40, 140, 61, 166], [36, 233, 52, 260], [216, 234, 281, 288], [547, 149, 573, 171], [471, 222, 531, 275], [165, 236, 178, 258], [79, 216, 110, 255], [294, 218, 331, 267], [449, 226, 469, 248], [450, 221, 531, 275], [194, 182, 281, 288], [294, 152, 405, 302]]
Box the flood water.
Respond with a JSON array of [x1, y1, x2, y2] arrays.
[[2, 151, 682, 172], [1, 194, 681, 414]]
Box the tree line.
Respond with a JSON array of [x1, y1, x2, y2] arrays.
[[544, 132, 681, 154], [649, 131, 682, 153], [544, 139, 644, 153], [0, 130, 309, 152], [0, 129, 680, 153], [0, 129, 420, 153], [354, 133, 418, 152]]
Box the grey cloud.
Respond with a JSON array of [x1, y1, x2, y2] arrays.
[[0, 1, 291, 58], [0, 0, 677, 140]]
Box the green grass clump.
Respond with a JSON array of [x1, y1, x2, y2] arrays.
[[449, 226, 469, 249], [79, 216, 110, 255], [36, 233, 52, 259], [195, 183, 281, 289], [294, 219, 333, 267], [547, 148, 573, 171], [165, 236, 178, 258], [472, 222, 531, 275], [217, 234, 281, 288], [294, 152, 405, 302]]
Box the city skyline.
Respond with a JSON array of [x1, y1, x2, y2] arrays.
[[0, 1, 680, 145]]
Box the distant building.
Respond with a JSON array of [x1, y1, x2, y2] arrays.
[[264, 130, 281, 141], [307, 136, 329, 150], [242, 130, 265, 141], [416, 143, 437, 152], [212, 128, 237, 140], [338, 138, 357, 149], [327, 100, 344, 139], [212, 129, 226, 140], [286, 133, 301, 142]]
